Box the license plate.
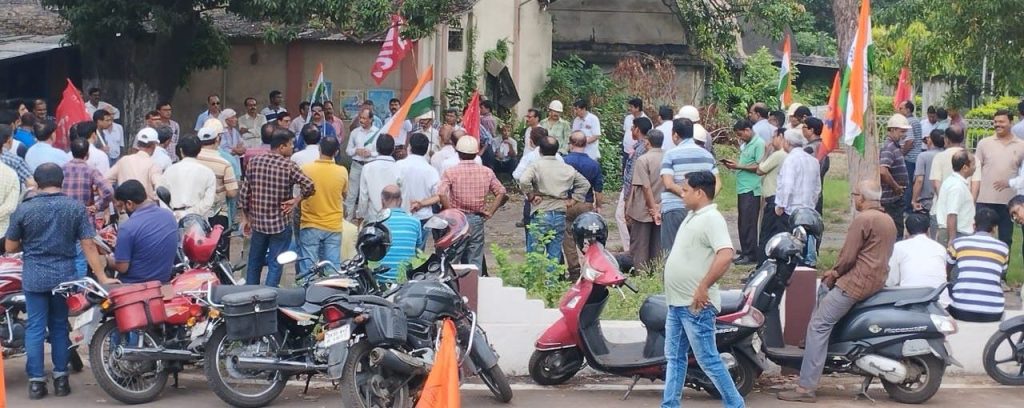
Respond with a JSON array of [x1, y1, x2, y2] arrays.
[[322, 325, 351, 347]]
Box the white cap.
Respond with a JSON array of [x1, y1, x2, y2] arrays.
[[416, 111, 435, 121], [547, 100, 564, 113], [693, 123, 709, 144], [203, 117, 225, 135], [455, 135, 479, 154], [675, 105, 700, 122], [218, 109, 237, 121], [197, 127, 218, 142], [135, 127, 159, 144], [887, 113, 912, 129]]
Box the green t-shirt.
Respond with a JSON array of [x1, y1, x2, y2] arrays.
[[663, 204, 734, 310], [736, 137, 765, 195], [758, 150, 787, 197]]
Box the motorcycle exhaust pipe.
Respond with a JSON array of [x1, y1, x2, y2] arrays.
[[854, 354, 909, 383], [369, 347, 430, 376], [232, 356, 326, 373], [115, 346, 201, 362]]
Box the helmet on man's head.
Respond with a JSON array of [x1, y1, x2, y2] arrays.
[[572, 212, 608, 251], [789, 208, 823, 239], [357, 223, 391, 262]]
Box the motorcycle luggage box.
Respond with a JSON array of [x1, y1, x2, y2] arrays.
[[364, 303, 408, 346], [108, 281, 166, 333], [222, 289, 278, 341]]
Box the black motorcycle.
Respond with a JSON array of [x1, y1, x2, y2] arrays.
[[982, 309, 1024, 385]]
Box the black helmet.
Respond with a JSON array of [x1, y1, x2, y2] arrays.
[[357, 222, 391, 262], [789, 208, 823, 238], [765, 232, 803, 260], [572, 212, 607, 250]]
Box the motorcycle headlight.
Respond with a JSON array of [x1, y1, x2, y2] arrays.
[[582, 267, 601, 281], [731, 307, 765, 328], [930, 313, 958, 334]]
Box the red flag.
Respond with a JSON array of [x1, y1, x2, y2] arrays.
[[462, 91, 481, 141], [818, 72, 843, 160], [54, 79, 91, 151], [893, 68, 912, 110], [371, 14, 414, 85]]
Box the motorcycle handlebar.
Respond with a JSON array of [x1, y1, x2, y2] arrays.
[[622, 280, 639, 293]]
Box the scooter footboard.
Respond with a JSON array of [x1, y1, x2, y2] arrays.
[[536, 317, 579, 351]]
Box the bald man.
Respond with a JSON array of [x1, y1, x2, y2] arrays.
[[779, 179, 897, 403], [377, 185, 424, 283]]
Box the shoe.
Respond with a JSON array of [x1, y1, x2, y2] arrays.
[[778, 388, 816, 403], [29, 381, 47, 400], [54, 375, 71, 397], [1002, 281, 1013, 293], [733, 256, 754, 265]]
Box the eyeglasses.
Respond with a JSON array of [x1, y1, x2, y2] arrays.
[[211, 102, 221, 105]]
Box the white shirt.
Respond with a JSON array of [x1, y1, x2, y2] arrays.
[[572, 112, 602, 160], [358, 156, 401, 219], [160, 157, 216, 219], [397, 154, 440, 220], [86, 101, 120, 120], [431, 145, 457, 175], [289, 115, 307, 135], [414, 126, 441, 155], [753, 118, 775, 144], [656, 120, 676, 150], [622, 112, 647, 154], [512, 147, 564, 180], [291, 145, 321, 167], [935, 172, 975, 234], [87, 144, 110, 174], [921, 119, 937, 140], [886, 234, 952, 307], [1014, 120, 1024, 139], [153, 146, 173, 172], [102, 123, 124, 159], [347, 126, 380, 163], [775, 148, 822, 214]]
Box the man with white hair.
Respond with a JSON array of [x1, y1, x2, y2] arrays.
[[774, 129, 821, 226], [218, 109, 246, 157]]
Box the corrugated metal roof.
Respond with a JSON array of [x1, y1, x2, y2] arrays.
[[0, 34, 65, 61]]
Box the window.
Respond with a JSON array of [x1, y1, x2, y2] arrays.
[[448, 28, 464, 52]]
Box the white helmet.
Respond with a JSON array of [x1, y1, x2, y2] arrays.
[[675, 105, 700, 122]]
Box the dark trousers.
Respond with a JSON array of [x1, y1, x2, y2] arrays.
[[209, 214, 231, 257], [628, 221, 661, 270], [977, 203, 1014, 281], [883, 200, 905, 240], [758, 196, 786, 264], [737, 192, 761, 259], [904, 161, 917, 213], [563, 201, 594, 280], [660, 208, 689, 253]]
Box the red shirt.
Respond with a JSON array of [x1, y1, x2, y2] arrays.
[[438, 161, 506, 214]]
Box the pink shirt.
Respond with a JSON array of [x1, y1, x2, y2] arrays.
[[105, 150, 162, 199]]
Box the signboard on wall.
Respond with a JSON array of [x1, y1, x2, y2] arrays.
[[367, 89, 396, 119], [338, 89, 363, 120]]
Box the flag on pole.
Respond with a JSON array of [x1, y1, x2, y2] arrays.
[[375, 65, 434, 140], [54, 79, 90, 151], [893, 52, 912, 109], [839, 0, 874, 155], [462, 92, 481, 140], [818, 72, 843, 160], [305, 63, 329, 122], [371, 14, 414, 86], [414, 319, 460, 408], [777, 33, 793, 109]]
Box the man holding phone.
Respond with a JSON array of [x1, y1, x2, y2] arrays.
[[722, 119, 764, 265]]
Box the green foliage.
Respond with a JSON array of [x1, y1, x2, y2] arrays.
[[793, 77, 832, 107], [710, 48, 784, 119], [491, 224, 569, 307], [966, 97, 1021, 120], [444, 23, 479, 110], [793, 30, 838, 57], [483, 38, 510, 64], [670, 0, 805, 65]]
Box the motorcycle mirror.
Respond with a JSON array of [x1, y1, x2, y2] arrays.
[[156, 186, 172, 207], [423, 216, 448, 230], [276, 251, 299, 265]]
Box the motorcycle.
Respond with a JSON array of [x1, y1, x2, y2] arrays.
[[982, 309, 1024, 385]]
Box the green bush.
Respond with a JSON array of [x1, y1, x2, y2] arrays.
[[709, 48, 782, 119], [966, 96, 1021, 119], [491, 224, 570, 307]]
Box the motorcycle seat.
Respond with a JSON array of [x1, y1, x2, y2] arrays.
[[853, 287, 936, 310], [305, 285, 346, 305], [639, 292, 746, 332], [211, 285, 307, 307]]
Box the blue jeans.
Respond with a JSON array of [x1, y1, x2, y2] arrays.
[[246, 226, 293, 287], [298, 228, 341, 277], [25, 291, 70, 382], [525, 210, 566, 262], [662, 305, 744, 408], [74, 242, 87, 278]]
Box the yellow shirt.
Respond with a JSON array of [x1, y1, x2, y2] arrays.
[[300, 159, 349, 232]]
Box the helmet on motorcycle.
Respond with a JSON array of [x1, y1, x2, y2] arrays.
[[572, 212, 608, 251], [789, 208, 823, 239], [357, 222, 392, 262], [426, 209, 469, 251], [180, 214, 221, 264], [765, 232, 803, 260]]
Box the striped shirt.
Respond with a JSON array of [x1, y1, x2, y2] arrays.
[[379, 208, 423, 282], [196, 149, 239, 216], [947, 233, 1008, 317], [659, 139, 718, 212]]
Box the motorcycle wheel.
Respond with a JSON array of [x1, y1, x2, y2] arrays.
[[479, 363, 513, 403], [204, 324, 287, 408], [704, 354, 757, 399], [880, 355, 945, 404], [983, 326, 1024, 385], [528, 348, 584, 386], [89, 320, 168, 404], [340, 340, 411, 408]]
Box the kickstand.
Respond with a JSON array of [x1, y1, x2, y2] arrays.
[[855, 376, 876, 404], [172, 372, 180, 389], [303, 374, 313, 394], [622, 375, 640, 400]]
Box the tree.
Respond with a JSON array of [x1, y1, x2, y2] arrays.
[[832, 0, 878, 197], [41, 0, 468, 134]]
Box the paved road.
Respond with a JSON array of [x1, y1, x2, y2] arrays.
[[3, 358, 1022, 408]]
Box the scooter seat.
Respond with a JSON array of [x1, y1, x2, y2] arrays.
[[853, 287, 936, 310], [640, 291, 747, 332], [211, 285, 307, 307]]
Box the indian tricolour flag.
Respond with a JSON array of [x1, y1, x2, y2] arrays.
[[777, 33, 793, 109], [375, 65, 434, 139], [306, 63, 329, 122], [839, 0, 873, 155]]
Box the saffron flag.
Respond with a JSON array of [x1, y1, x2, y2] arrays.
[[818, 72, 843, 160], [54, 79, 90, 151], [893, 61, 912, 110], [462, 91, 481, 140], [839, 0, 874, 155], [371, 14, 413, 86], [305, 63, 329, 122], [777, 33, 793, 109], [376, 65, 434, 139], [415, 319, 460, 408]]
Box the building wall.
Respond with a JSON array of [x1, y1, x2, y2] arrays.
[[548, 0, 685, 45]]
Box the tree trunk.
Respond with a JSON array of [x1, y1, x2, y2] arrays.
[[832, 0, 879, 206]]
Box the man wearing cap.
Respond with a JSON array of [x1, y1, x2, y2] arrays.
[[438, 135, 508, 272], [151, 126, 174, 172], [345, 108, 380, 220], [622, 98, 646, 165], [655, 106, 675, 151], [676, 105, 711, 156], [194, 94, 223, 132], [880, 113, 912, 239], [105, 127, 162, 199], [414, 111, 440, 156], [196, 124, 239, 252], [542, 101, 571, 151], [219, 109, 246, 156]]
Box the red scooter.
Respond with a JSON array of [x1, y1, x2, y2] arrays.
[[529, 232, 764, 398]]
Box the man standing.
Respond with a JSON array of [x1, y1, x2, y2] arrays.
[[571, 99, 602, 160], [911, 130, 945, 236], [887, 213, 952, 307], [438, 136, 508, 271], [655, 106, 676, 151], [542, 101, 571, 153], [622, 98, 646, 164], [749, 103, 774, 144], [899, 101, 924, 212], [63, 138, 113, 226], [722, 119, 764, 265], [934, 150, 976, 246], [84, 87, 120, 120], [106, 128, 162, 199], [345, 108, 380, 220], [757, 129, 788, 264], [94, 109, 123, 163], [289, 101, 311, 136], [24, 121, 70, 172], [479, 100, 499, 139], [626, 129, 664, 269], [358, 134, 400, 221], [298, 137, 348, 275], [414, 112, 440, 155], [261, 90, 286, 122], [240, 97, 268, 147], [152, 127, 174, 172], [929, 126, 969, 194], [156, 102, 181, 157], [378, 185, 423, 283], [196, 126, 240, 252], [523, 108, 543, 151], [218, 109, 247, 158], [291, 124, 322, 167], [775, 130, 821, 228], [161, 135, 216, 220], [108, 180, 180, 284], [617, 117, 654, 252], [514, 128, 564, 235], [921, 106, 938, 138], [399, 133, 441, 235], [241, 129, 315, 287], [978, 109, 1024, 280], [0, 124, 33, 187], [661, 170, 745, 408], [880, 114, 912, 239], [194, 95, 223, 131], [660, 119, 720, 252], [70, 121, 109, 174], [778, 180, 896, 403], [323, 101, 346, 140], [520, 136, 590, 264], [562, 132, 603, 278], [802, 117, 831, 216]]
